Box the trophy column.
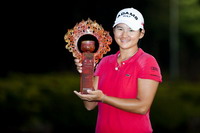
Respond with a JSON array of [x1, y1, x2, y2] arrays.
[[80, 40, 95, 94]]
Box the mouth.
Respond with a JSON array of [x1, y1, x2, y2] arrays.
[[120, 39, 129, 44]]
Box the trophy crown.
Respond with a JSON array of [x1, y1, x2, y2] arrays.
[[64, 18, 112, 64]]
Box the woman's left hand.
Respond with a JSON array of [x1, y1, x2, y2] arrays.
[[74, 90, 105, 102]]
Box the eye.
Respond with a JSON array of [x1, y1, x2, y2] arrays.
[[115, 26, 123, 31], [116, 27, 122, 31]]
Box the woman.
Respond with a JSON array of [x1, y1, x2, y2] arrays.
[[74, 7, 162, 133]]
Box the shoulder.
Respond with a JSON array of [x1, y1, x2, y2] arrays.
[[136, 49, 162, 82], [140, 52, 156, 62], [99, 52, 118, 64], [137, 50, 159, 68], [94, 53, 117, 75]]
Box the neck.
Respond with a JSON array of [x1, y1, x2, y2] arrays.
[[118, 47, 139, 63]]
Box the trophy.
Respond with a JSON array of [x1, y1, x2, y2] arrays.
[[64, 18, 112, 94]]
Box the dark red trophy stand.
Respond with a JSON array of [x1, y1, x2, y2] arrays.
[[80, 40, 95, 94]]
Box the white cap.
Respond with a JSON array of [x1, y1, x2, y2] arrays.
[[113, 7, 144, 30]]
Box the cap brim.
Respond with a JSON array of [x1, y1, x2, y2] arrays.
[[113, 19, 143, 30]]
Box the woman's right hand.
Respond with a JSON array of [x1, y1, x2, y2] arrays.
[[74, 59, 82, 73]]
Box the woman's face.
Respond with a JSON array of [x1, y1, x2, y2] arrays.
[[113, 23, 145, 50]]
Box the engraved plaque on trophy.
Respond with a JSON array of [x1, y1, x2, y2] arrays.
[[64, 18, 112, 94]]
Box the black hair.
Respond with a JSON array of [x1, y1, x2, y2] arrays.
[[138, 28, 143, 47]]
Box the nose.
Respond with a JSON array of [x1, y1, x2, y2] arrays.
[[121, 30, 128, 37]]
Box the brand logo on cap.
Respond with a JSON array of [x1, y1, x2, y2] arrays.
[[117, 12, 138, 20]]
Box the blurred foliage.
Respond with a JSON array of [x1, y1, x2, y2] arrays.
[[151, 79, 200, 133], [0, 72, 97, 133], [0, 72, 200, 133], [178, 0, 200, 80], [180, 0, 200, 43]]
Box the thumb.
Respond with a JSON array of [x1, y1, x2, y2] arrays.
[[87, 89, 93, 94]]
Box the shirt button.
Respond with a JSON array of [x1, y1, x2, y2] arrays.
[[122, 62, 125, 65]]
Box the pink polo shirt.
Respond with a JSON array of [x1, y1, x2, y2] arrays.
[[94, 48, 162, 133]]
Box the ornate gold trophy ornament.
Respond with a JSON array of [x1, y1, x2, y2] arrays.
[[64, 18, 112, 94]]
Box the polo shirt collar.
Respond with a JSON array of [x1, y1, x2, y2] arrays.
[[115, 48, 144, 64]]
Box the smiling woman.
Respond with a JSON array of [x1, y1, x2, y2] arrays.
[[73, 7, 162, 133]]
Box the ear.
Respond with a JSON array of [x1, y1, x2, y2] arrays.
[[139, 29, 145, 39]]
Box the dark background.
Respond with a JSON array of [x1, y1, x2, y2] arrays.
[[1, 1, 200, 80], [1, 1, 171, 77]]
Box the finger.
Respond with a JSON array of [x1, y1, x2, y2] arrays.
[[74, 91, 87, 101], [87, 89, 97, 95], [77, 66, 82, 70], [74, 90, 82, 97], [77, 68, 82, 73], [75, 64, 82, 73], [87, 89, 93, 94], [73, 90, 80, 94], [74, 90, 91, 98], [74, 91, 89, 98], [74, 59, 80, 63], [75, 63, 82, 67], [74, 59, 82, 66], [87, 90, 104, 101]]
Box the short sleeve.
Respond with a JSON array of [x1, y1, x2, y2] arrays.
[[138, 55, 162, 82]]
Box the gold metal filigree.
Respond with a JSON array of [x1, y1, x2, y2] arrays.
[[64, 18, 112, 64]]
